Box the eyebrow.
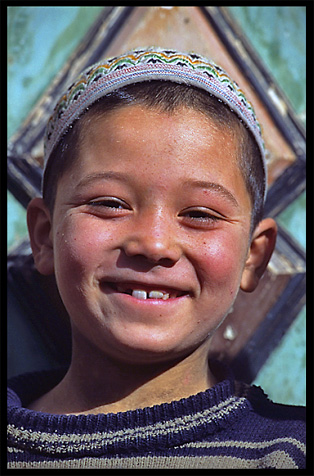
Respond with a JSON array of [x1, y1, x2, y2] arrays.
[[182, 180, 239, 207], [76, 171, 129, 189], [75, 173, 239, 207]]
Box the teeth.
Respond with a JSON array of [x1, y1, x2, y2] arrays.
[[132, 290, 147, 300], [149, 291, 170, 300], [116, 285, 172, 300], [130, 290, 170, 300]]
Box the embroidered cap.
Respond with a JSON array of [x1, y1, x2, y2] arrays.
[[44, 47, 267, 198]]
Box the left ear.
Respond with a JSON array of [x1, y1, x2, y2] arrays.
[[240, 218, 277, 293]]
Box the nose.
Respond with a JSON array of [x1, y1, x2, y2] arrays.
[[122, 209, 182, 265]]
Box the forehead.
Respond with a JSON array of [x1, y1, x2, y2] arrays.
[[78, 104, 241, 177], [56, 105, 251, 212], [79, 103, 240, 159]]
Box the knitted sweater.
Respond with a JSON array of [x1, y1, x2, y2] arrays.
[[7, 368, 306, 470]]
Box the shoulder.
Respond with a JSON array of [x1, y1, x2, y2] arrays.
[[8, 368, 66, 409], [235, 381, 306, 466], [241, 382, 305, 422], [240, 384, 306, 446], [236, 381, 305, 428]]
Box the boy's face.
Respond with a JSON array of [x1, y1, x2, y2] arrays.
[[49, 105, 253, 365]]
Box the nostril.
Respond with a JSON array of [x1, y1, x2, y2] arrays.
[[153, 256, 176, 267], [123, 237, 181, 265], [130, 253, 178, 267]]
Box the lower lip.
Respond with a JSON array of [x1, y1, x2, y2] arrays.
[[120, 293, 188, 306]]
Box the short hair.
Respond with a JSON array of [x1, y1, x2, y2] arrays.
[[43, 81, 265, 233]]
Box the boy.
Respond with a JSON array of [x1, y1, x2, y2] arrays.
[[7, 47, 305, 469]]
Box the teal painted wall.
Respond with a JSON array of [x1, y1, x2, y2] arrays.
[[227, 6, 306, 406], [8, 6, 105, 249], [7, 6, 306, 405], [229, 6, 306, 124]]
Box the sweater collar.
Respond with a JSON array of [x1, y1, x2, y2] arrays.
[[8, 364, 252, 455]]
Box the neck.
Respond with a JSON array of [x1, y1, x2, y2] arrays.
[[28, 336, 218, 415]]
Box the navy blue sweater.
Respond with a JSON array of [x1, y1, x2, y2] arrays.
[[7, 368, 306, 469]]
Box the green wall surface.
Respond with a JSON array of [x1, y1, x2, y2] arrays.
[[8, 6, 104, 249], [229, 6, 306, 124], [7, 6, 306, 405]]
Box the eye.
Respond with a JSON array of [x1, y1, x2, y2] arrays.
[[89, 198, 129, 209], [87, 197, 131, 216], [179, 207, 224, 228]]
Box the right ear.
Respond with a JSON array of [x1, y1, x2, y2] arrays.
[[27, 197, 54, 275]]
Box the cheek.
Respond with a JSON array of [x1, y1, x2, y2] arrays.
[[198, 233, 247, 290], [53, 216, 112, 279]]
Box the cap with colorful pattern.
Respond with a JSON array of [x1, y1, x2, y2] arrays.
[[44, 47, 267, 197]]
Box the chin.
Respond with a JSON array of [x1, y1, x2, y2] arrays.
[[101, 332, 206, 366]]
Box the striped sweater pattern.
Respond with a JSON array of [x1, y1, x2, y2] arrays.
[[7, 369, 306, 469]]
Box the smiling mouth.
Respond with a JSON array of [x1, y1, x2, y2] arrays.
[[106, 283, 189, 300]]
